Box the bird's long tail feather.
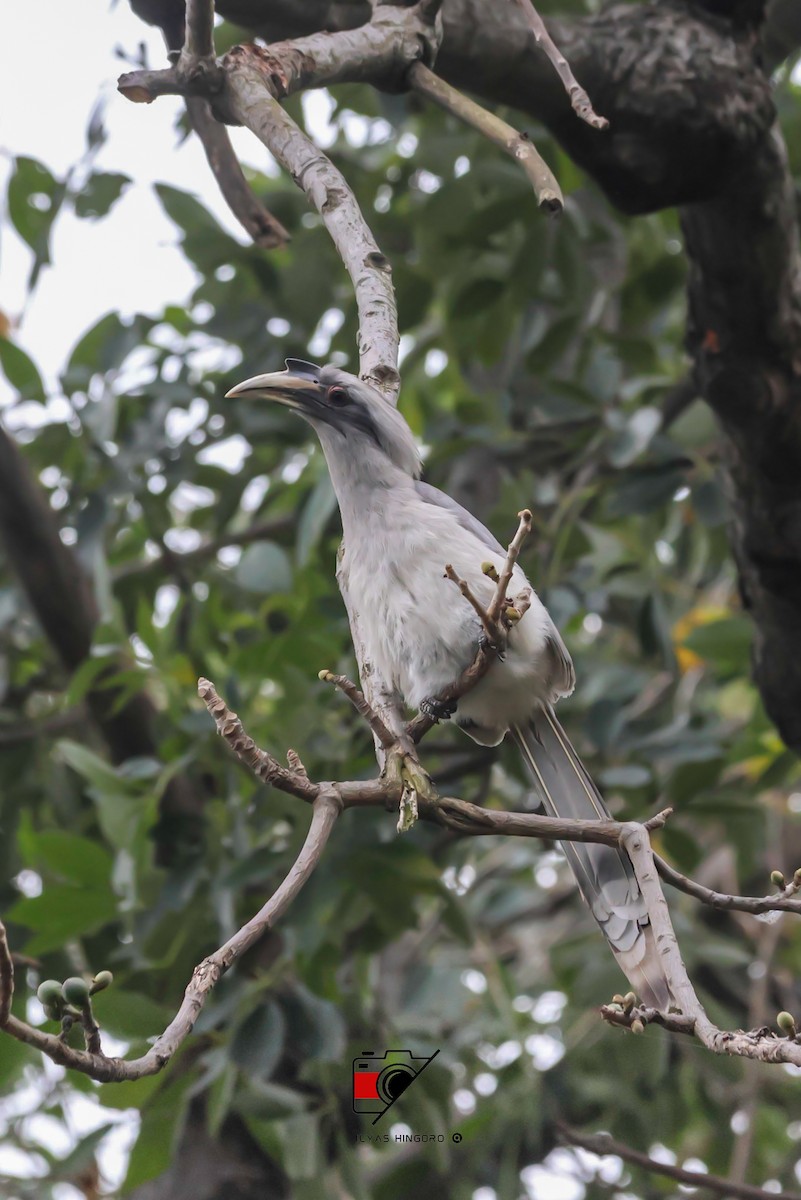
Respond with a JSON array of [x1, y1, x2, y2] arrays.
[[512, 708, 670, 1010]]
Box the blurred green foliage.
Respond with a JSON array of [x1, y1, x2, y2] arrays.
[[2, 25, 801, 1200]]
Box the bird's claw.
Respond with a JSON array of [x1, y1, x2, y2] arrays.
[[420, 696, 457, 722], [478, 630, 505, 662]]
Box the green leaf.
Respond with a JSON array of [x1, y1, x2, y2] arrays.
[[230, 1000, 286, 1078], [0, 336, 46, 400], [8, 884, 115, 953], [277, 1113, 320, 1181], [74, 171, 131, 219], [235, 542, 293, 594], [296, 472, 336, 567], [22, 830, 113, 888], [123, 1073, 193, 1193], [92, 989, 173, 1040], [7, 155, 62, 283], [683, 617, 752, 674]]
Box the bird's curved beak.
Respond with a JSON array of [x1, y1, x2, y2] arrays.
[[225, 367, 324, 414]]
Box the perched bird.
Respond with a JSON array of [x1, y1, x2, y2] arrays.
[[226, 360, 670, 1008]]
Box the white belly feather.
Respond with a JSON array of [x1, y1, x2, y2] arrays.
[[340, 491, 562, 744]]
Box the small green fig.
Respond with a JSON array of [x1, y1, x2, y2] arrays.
[[37, 980, 64, 1009], [61, 977, 90, 1007]]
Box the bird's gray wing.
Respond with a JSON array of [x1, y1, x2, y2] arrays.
[[414, 480, 505, 556]]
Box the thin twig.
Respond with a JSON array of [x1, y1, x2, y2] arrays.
[[408, 64, 562, 212], [556, 1125, 801, 1200], [511, 0, 608, 130], [185, 97, 290, 248], [318, 671, 396, 750], [655, 853, 801, 915], [408, 509, 533, 742], [487, 509, 533, 624], [114, 515, 295, 583], [199, 677, 319, 802], [0, 793, 340, 1081], [444, 565, 498, 642], [0, 919, 13, 1026]]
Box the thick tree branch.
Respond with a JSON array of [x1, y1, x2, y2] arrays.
[[182, 0, 214, 60], [557, 1124, 801, 1200], [223, 69, 400, 400]]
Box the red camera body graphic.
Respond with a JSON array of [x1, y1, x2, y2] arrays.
[[352, 1049, 439, 1123]]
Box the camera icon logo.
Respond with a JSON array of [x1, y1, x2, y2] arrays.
[[352, 1049, 440, 1123]]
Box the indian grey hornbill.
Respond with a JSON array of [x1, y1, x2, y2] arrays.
[[226, 359, 671, 1008]]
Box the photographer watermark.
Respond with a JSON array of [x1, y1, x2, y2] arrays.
[[352, 1048, 440, 1125]]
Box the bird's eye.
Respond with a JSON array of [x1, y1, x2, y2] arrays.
[[327, 386, 350, 406]]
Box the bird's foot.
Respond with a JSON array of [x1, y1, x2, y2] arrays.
[[420, 696, 457, 722], [478, 630, 505, 663]]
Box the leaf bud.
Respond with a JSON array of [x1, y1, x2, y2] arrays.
[[771, 870, 786, 888], [777, 1011, 796, 1037], [631, 1019, 645, 1035], [90, 970, 113, 995]]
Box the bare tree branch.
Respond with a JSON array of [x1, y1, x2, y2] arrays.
[[182, 0, 214, 61], [0, 792, 340, 1081], [185, 97, 290, 248], [225, 61, 400, 401], [408, 64, 562, 212], [199, 677, 319, 802], [654, 852, 801, 915], [318, 670, 396, 751], [113, 514, 296, 583], [0, 919, 13, 1027], [509, 0, 608, 130], [556, 1124, 801, 1200]]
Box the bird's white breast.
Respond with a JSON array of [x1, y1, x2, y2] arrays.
[[339, 485, 559, 743]]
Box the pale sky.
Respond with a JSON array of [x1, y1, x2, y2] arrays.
[[0, 1, 335, 402]]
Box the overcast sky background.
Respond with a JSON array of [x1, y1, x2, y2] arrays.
[[0, 1, 337, 404]]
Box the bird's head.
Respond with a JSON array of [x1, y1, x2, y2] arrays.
[[226, 360, 421, 481]]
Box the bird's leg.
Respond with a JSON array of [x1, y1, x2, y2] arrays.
[[477, 629, 506, 662], [419, 696, 458, 722]]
